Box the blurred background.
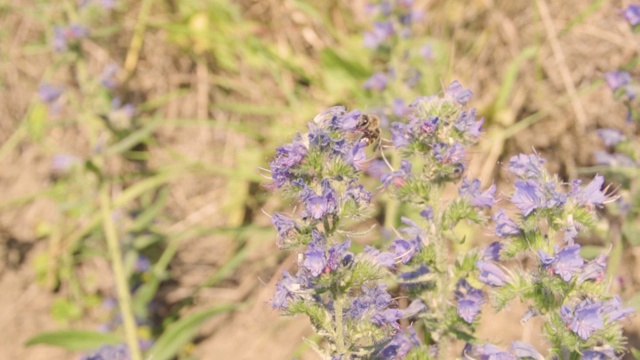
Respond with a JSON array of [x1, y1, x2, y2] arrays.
[[1, 0, 640, 359]]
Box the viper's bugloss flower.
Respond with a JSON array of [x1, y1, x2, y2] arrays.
[[381, 159, 412, 187], [390, 122, 412, 148], [271, 213, 298, 244], [604, 71, 631, 91], [38, 83, 64, 103], [100, 64, 119, 89], [362, 246, 395, 268], [463, 343, 515, 360], [508, 154, 546, 180], [81, 344, 130, 360], [53, 24, 88, 52], [433, 142, 465, 164], [390, 235, 422, 264], [581, 346, 617, 360], [476, 261, 511, 287], [561, 300, 604, 340], [493, 210, 521, 237], [483, 242, 502, 261], [364, 71, 388, 91], [272, 271, 301, 309], [420, 206, 434, 221], [539, 245, 584, 282], [344, 182, 372, 207], [346, 141, 368, 171], [455, 279, 484, 323], [512, 180, 544, 216], [398, 264, 430, 285], [454, 109, 483, 138], [376, 326, 420, 359], [458, 177, 496, 208], [601, 295, 633, 323], [509, 341, 544, 360], [445, 80, 473, 105], [348, 283, 393, 320], [570, 175, 606, 209], [594, 151, 637, 167], [392, 98, 410, 117], [623, 5, 640, 27], [596, 128, 625, 147], [270, 139, 307, 188], [363, 21, 395, 48]]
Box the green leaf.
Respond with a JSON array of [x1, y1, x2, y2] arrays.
[[27, 102, 47, 141], [25, 330, 121, 351], [146, 304, 241, 360], [631, 347, 640, 360]]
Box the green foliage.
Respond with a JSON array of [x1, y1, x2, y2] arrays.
[[25, 330, 122, 351]]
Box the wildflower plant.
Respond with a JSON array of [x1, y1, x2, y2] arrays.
[[268, 81, 634, 359]]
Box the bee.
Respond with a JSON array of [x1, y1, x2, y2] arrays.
[[355, 113, 381, 149]]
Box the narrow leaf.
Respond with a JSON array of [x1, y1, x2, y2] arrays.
[[25, 330, 121, 351]]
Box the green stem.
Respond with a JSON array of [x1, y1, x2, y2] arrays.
[[333, 292, 346, 354], [100, 187, 142, 360]]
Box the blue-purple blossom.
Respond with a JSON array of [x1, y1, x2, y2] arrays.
[[445, 80, 473, 105], [538, 245, 584, 282], [270, 139, 307, 187], [338, 109, 362, 131], [483, 242, 502, 261], [303, 241, 326, 277], [463, 343, 515, 360], [81, 344, 130, 360], [561, 300, 604, 340], [52, 153, 81, 173], [313, 106, 346, 129], [508, 154, 546, 179], [271, 213, 298, 243], [344, 182, 372, 207], [570, 175, 606, 209], [381, 159, 411, 188], [398, 264, 430, 284], [348, 283, 392, 320], [596, 128, 625, 147], [272, 271, 299, 309], [100, 64, 119, 89], [455, 279, 484, 323], [511, 180, 544, 216], [604, 71, 631, 91], [346, 141, 368, 171], [476, 261, 511, 287], [363, 246, 395, 268], [458, 177, 496, 208], [578, 254, 606, 284], [509, 341, 543, 360], [581, 346, 617, 360], [419, 116, 439, 134], [376, 327, 420, 359], [390, 235, 421, 264], [623, 5, 640, 27], [134, 256, 151, 272], [594, 151, 636, 167], [390, 122, 412, 148], [493, 210, 521, 237], [420, 206, 434, 221], [454, 109, 483, 138], [601, 295, 633, 323], [363, 21, 395, 48], [364, 72, 388, 91], [392, 98, 410, 117], [38, 83, 64, 103], [433, 142, 465, 164]]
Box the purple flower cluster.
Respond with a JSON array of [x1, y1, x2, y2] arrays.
[[561, 297, 632, 340], [593, 128, 637, 168], [53, 24, 88, 52], [464, 341, 543, 360]]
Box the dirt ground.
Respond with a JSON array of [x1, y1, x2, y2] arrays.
[[2, 1, 640, 359]]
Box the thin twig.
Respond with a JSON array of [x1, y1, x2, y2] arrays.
[[536, 0, 588, 135]]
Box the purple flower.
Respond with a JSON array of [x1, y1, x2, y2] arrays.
[[509, 341, 543, 360], [419, 116, 439, 134], [271, 213, 298, 243], [454, 109, 483, 138], [623, 5, 640, 27], [81, 344, 130, 360], [38, 83, 64, 103], [338, 109, 362, 131], [508, 154, 546, 179], [562, 300, 604, 340], [604, 70, 631, 91], [272, 271, 299, 309], [594, 151, 636, 167], [363, 21, 395, 48], [483, 241, 502, 261], [571, 175, 606, 209], [52, 153, 81, 173], [345, 141, 368, 171], [420, 43, 433, 60], [313, 106, 346, 129], [493, 210, 521, 237], [376, 327, 420, 359], [458, 177, 496, 208], [512, 180, 544, 216], [100, 64, 119, 89], [455, 279, 484, 323], [464, 343, 515, 360], [363, 246, 395, 268], [344, 182, 372, 207], [391, 237, 420, 264], [326, 239, 351, 272], [577, 254, 606, 284], [420, 206, 434, 221], [445, 81, 473, 105], [390, 122, 412, 148], [371, 309, 403, 327], [539, 245, 584, 282], [270, 140, 307, 187], [381, 159, 412, 188], [433, 142, 465, 164], [601, 295, 633, 323], [348, 283, 392, 319], [398, 264, 431, 284], [363, 72, 388, 91], [392, 99, 410, 117], [581, 346, 617, 360], [302, 243, 326, 277], [134, 256, 151, 272], [401, 299, 426, 318], [476, 261, 511, 287], [596, 128, 625, 147]]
